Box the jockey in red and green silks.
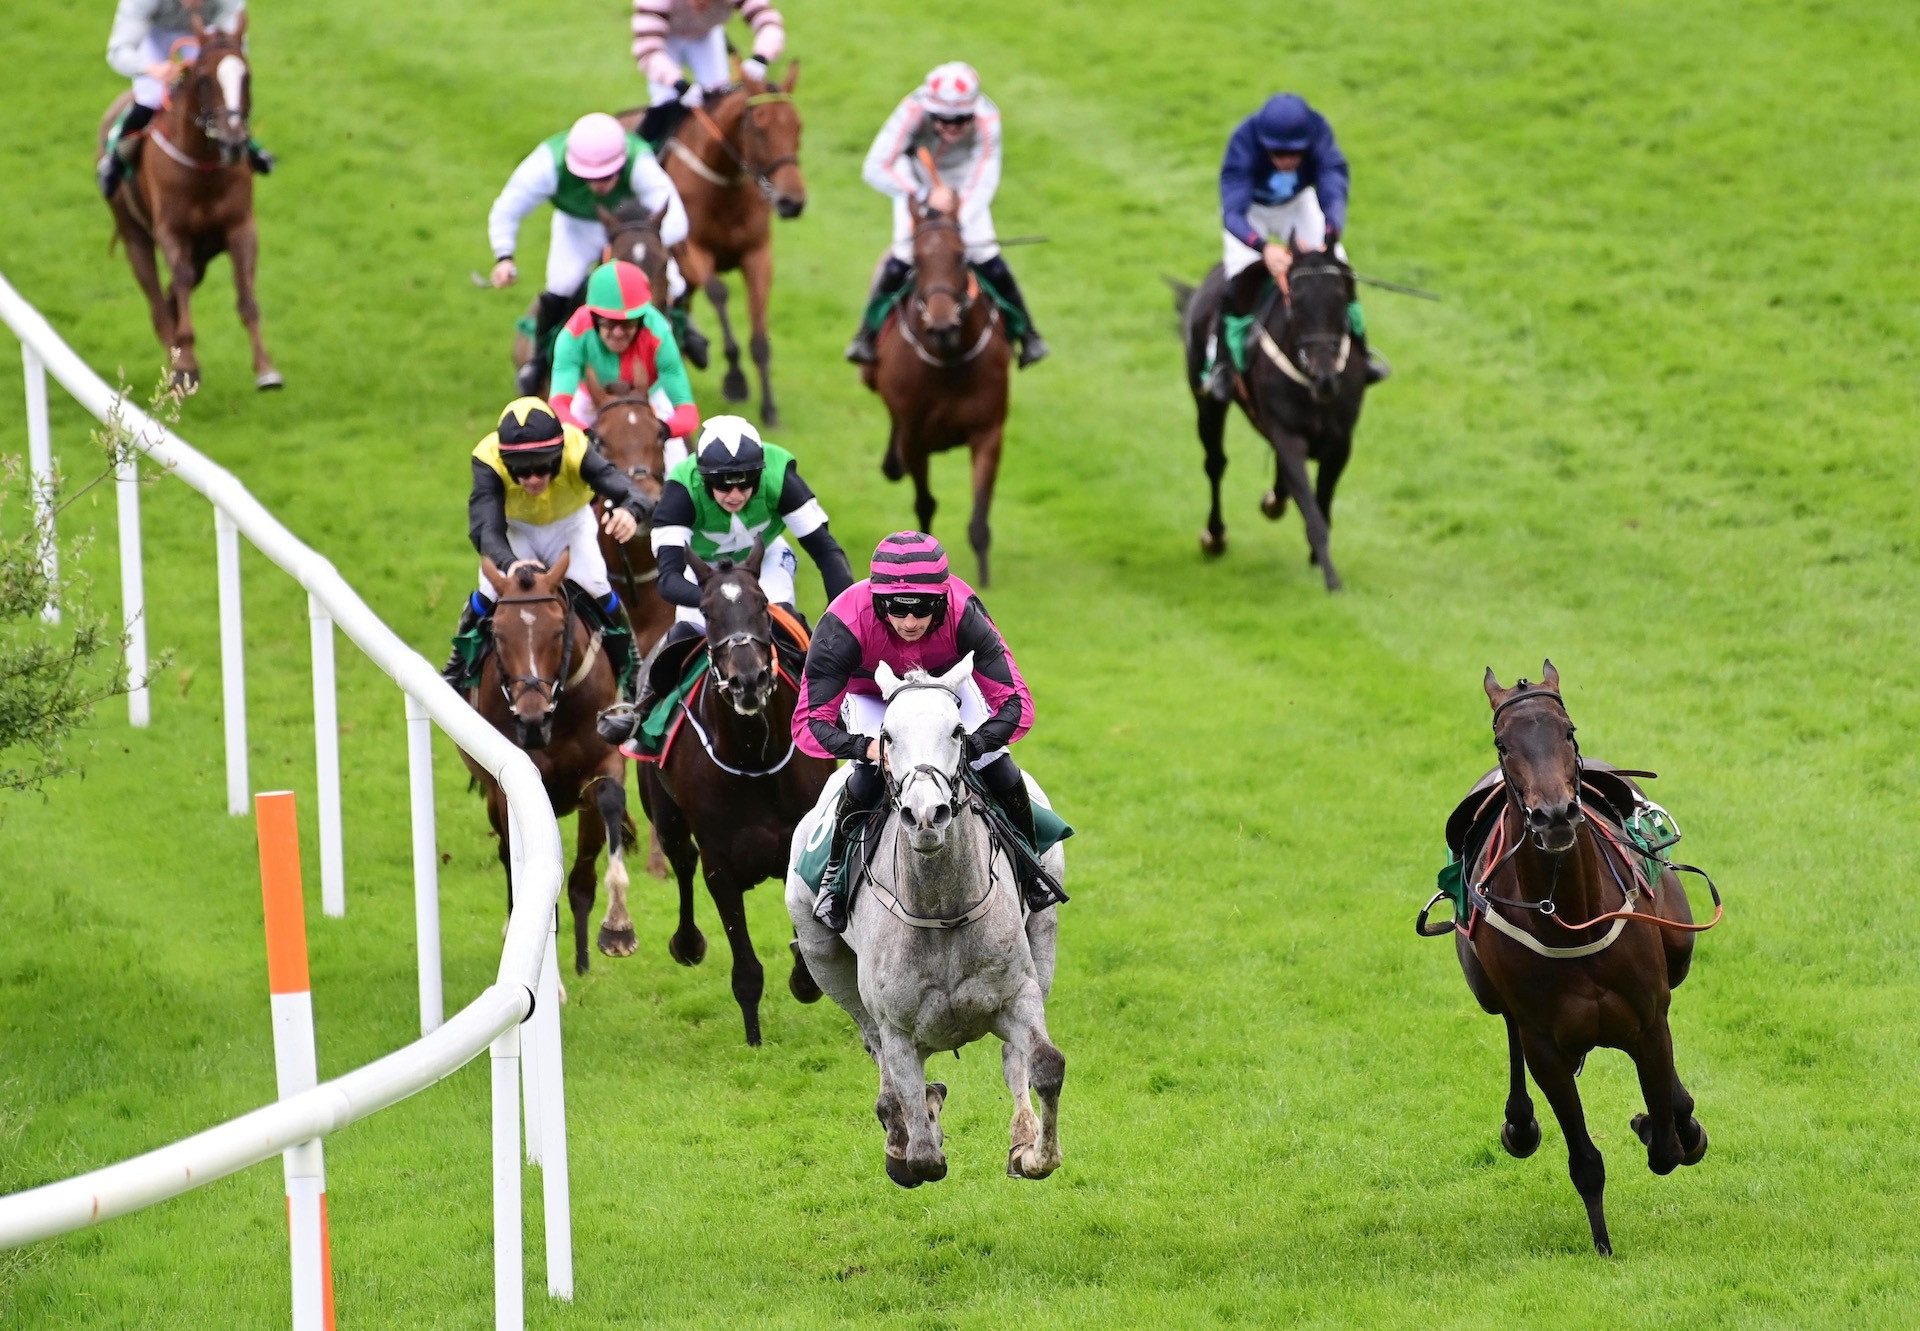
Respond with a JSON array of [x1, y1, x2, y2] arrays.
[[549, 260, 702, 465]]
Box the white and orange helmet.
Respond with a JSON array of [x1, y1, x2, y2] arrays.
[[919, 62, 981, 118], [564, 112, 628, 180]]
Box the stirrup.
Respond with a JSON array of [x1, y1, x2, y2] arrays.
[[1017, 332, 1050, 369], [1365, 350, 1392, 384], [596, 702, 641, 746], [1202, 361, 1234, 402], [845, 331, 877, 365]]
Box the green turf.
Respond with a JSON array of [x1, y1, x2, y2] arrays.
[[4, 0, 1919, 1325]]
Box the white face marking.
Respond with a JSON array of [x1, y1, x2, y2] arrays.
[[518, 610, 536, 625], [625, 409, 639, 426], [720, 583, 742, 602], [216, 55, 246, 114]]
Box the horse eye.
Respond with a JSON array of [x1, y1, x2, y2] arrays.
[[1494, 740, 1509, 754], [951, 724, 964, 740]]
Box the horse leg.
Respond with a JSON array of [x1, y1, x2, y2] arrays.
[[996, 984, 1065, 1179], [119, 220, 175, 355], [881, 419, 906, 482], [703, 274, 749, 404], [226, 218, 281, 390], [966, 422, 1004, 589], [591, 774, 641, 961], [1520, 1028, 1611, 1255], [1263, 422, 1342, 592], [645, 775, 706, 965], [1625, 1018, 1690, 1176], [1309, 440, 1351, 560], [702, 869, 765, 1047], [1197, 395, 1229, 556], [156, 231, 201, 391], [564, 798, 606, 977], [876, 1026, 945, 1185], [906, 442, 937, 535], [740, 244, 778, 427], [1499, 1014, 1542, 1157]]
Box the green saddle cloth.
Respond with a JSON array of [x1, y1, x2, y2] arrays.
[[628, 649, 709, 757], [860, 263, 1030, 340], [793, 780, 1073, 896]]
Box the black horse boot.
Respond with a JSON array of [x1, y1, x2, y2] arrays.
[[979, 756, 1062, 913], [846, 258, 912, 364], [974, 255, 1048, 368], [517, 291, 574, 395]]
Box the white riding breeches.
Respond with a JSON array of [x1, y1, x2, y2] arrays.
[[672, 536, 797, 626], [645, 29, 731, 105], [840, 682, 1007, 771], [890, 199, 999, 264], [476, 505, 613, 601], [544, 212, 687, 301], [1222, 189, 1334, 278], [563, 382, 677, 432]]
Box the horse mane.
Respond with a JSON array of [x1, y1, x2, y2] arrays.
[[512, 566, 540, 591]]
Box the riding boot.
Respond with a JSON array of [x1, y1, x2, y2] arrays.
[[441, 592, 494, 692], [98, 102, 156, 199], [517, 291, 575, 396], [638, 98, 692, 150], [669, 295, 710, 370], [846, 257, 912, 364], [978, 755, 1061, 913], [597, 618, 698, 747], [814, 761, 887, 933], [246, 138, 276, 175], [594, 591, 638, 702], [973, 255, 1048, 367], [1204, 264, 1269, 402]]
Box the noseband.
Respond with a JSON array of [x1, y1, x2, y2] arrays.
[[1254, 259, 1353, 389], [679, 92, 800, 200], [1492, 686, 1586, 850]]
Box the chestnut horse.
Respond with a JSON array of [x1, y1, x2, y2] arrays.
[[460, 554, 642, 974], [511, 199, 672, 397], [99, 15, 279, 392], [866, 203, 1012, 587], [623, 64, 805, 425], [636, 543, 832, 1045], [579, 374, 674, 657], [1432, 662, 1718, 1255]]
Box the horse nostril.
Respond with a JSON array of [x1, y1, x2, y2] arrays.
[[899, 805, 919, 829], [930, 806, 951, 829]]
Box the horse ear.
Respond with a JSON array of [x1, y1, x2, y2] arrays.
[[482, 559, 510, 595], [650, 201, 669, 228], [782, 60, 800, 93], [1483, 667, 1505, 708], [688, 549, 715, 585], [876, 660, 905, 700], [596, 203, 620, 232], [937, 652, 975, 694], [235, 10, 247, 39], [1541, 658, 1559, 691], [746, 535, 767, 575], [545, 548, 571, 585]]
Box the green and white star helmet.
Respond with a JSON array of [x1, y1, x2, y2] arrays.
[[695, 415, 766, 480]]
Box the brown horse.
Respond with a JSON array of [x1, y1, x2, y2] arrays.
[[866, 203, 1012, 586], [1433, 661, 1717, 1255], [461, 554, 643, 973], [100, 15, 279, 393], [510, 199, 672, 396], [578, 373, 674, 657], [636, 542, 832, 1045], [624, 64, 805, 426]]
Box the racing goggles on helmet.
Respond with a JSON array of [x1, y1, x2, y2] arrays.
[[877, 593, 941, 620], [929, 112, 974, 129], [504, 455, 561, 481]]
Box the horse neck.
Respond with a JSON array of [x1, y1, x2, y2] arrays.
[[692, 96, 747, 176], [888, 799, 994, 916]]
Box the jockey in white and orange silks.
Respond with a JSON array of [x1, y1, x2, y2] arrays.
[[845, 63, 1048, 369], [631, 0, 786, 144]]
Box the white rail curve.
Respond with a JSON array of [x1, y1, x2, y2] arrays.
[[0, 269, 573, 1328]]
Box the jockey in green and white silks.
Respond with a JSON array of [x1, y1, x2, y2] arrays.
[[98, 0, 275, 198], [487, 113, 691, 396], [440, 398, 655, 699]]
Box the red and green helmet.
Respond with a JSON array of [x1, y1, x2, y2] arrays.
[[582, 260, 653, 322]]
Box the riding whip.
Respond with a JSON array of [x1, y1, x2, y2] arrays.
[[1354, 273, 1442, 301]]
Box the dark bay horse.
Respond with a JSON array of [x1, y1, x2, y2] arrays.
[[866, 202, 1011, 586], [1433, 662, 1717, 1255], [1172, 245, 1367, 591], [636, 542, 833, 1045], [510, 199, 671, 396], [99, 14, 280, 392], [460, 554, 641, 975], [624, 64, 806, 425]]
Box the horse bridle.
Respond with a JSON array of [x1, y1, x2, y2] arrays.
[[685, 92, 799, 200], [491, 591, 578, 716], [1255, 256, 1353, 387], [1491, 686, 1586, 852], [899, 217, 998, 367], [878, 681, 970, 819]]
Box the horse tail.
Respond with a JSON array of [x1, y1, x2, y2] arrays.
[[1163, 275, 1198, 317]]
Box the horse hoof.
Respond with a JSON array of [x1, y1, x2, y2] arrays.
[[1008, 1145, 1057, 1180], [910, 1151, 948, 1183], [881, 451, 905, 482], [1260, 489, 1284, 520], [256, 371, 284, 391], [1199, 529, 1228, 557], [787, 939, 822, 1003], [597, 924, 638, 959], [645, 847, 669, 879], [925, 1082, 948, 1117], [1594, 1238, 1613, 1258], [668, 930, 707, 967], [1501, 1117, 1541, 1159], [169, 369, 200, 396], [557, 980, 569, 1005], [722, 369, 749, 402], [760, 405, 780, 429], [1630, 1113, 1652, 1145], [1323, 570, 1345, 594], [1682, 1123, 1709, 1166], [884, 1152, 923, 1189]]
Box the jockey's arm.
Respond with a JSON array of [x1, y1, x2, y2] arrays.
[[467, 462, 519, 571], [546, 327, 590, 422], [488, 147, 561, 262], [630, 0, 681, 85], [736, 0, 786, 68], [647, 481, 704, 610], [795, 613, 870, 761], [106, 0, 160, 77], [630, 154, 690, 248], [955, 107, 1002, 228], [1303, 118, 1352, 240], [862, 97, 927, 201], [639, 308, 701, 438], [773, 469, 854, 601], [1218, 117, 1269, 252], [579, 447, 653, 521], [953, 597, 1033, 753]]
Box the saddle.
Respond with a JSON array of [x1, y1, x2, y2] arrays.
[[866, 263, 1029, 342], [630, 606, 812, 760]]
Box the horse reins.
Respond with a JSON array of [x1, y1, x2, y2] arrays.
[[674, 91, 799, 200], [1252, 259, 1353, 388], [677, 601, 799, 778], [899, 209, 1000, 367]]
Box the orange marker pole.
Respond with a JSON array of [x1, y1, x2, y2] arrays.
[[255, 791, 337, 1331]]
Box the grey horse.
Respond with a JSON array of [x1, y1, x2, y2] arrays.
[[786, 654, 1067, 1186]]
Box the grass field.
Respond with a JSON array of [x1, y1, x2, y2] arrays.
[[4, 0, 1919, 1325]]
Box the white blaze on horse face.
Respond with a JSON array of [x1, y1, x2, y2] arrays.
[[216, 56, 246, 116], [884, 678, 966, 843], [721, 582, 742, 602]]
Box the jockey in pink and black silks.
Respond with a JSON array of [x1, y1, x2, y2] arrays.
[[793, 531, 1051, 932]]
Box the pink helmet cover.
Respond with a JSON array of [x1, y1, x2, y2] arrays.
[[565, 112, 629, 180]]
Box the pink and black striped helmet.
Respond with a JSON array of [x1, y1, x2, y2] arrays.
[[870, 532, 951, 623]]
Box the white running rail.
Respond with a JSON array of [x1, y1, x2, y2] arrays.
[[0, 269, 574, 1328]]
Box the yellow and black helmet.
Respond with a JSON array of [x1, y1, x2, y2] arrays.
[[496, 397, 565, 475]]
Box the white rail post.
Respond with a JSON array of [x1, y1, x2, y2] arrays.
[[308, 595, 345, 917], [405, 694, 444, 1034], [215, 509, 249, 815], [535, 922, 574, 1299], [510, 812, 543, 1165], [491, 1020, 525, 1331], [255, 791, 338, 1331], [115, 446, 149, 727], [23, 344, 59, 624]]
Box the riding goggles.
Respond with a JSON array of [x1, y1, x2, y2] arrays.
[[505, 459, 561, 481], [707, 473, 759, 494], [878, 595, 939, 620], [930, 113, 975, 129]]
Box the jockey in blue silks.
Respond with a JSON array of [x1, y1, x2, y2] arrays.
[[1202, 92, 1390, 400]]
